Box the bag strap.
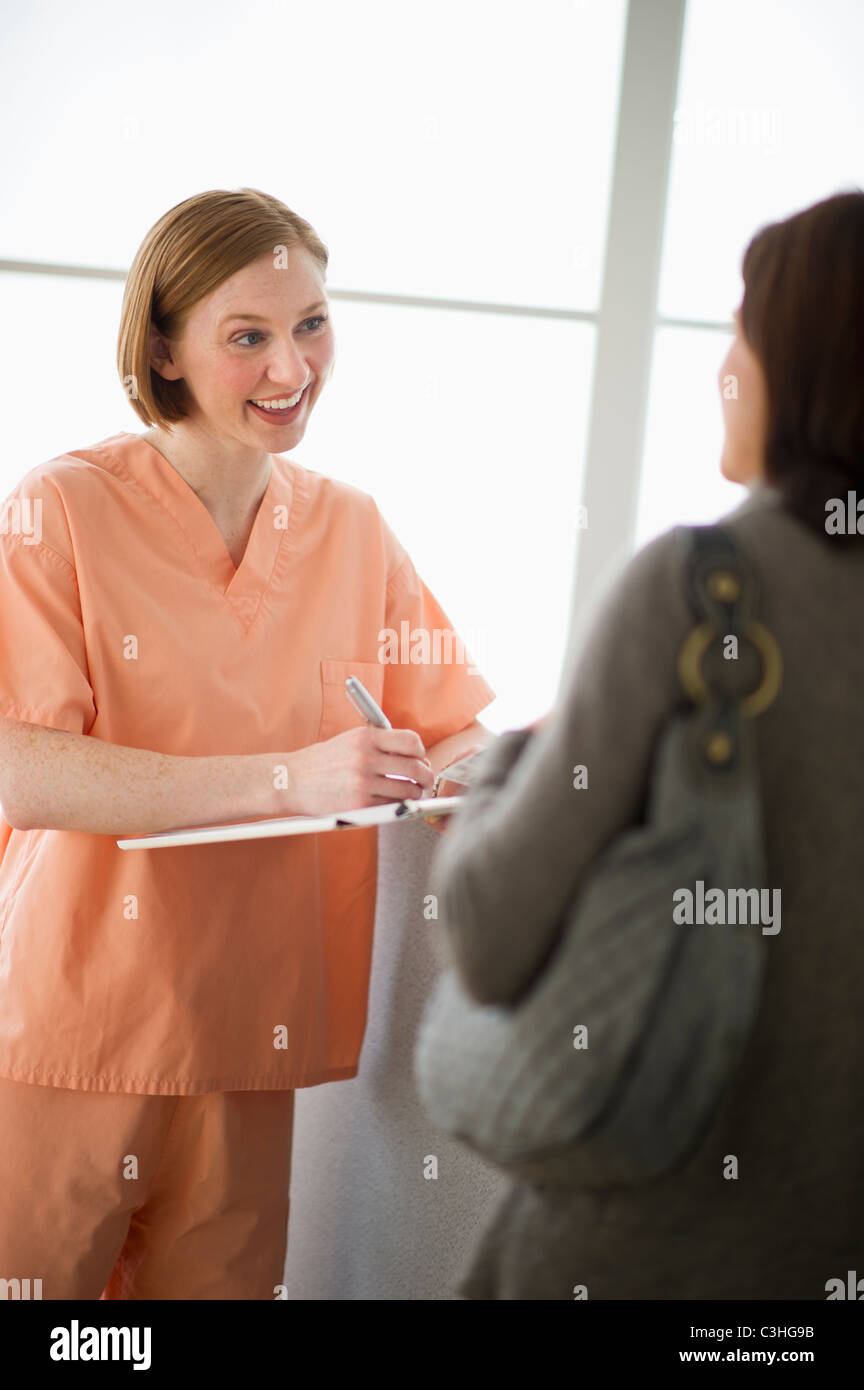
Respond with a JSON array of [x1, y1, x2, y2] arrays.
[[674, 523, 783, 776]]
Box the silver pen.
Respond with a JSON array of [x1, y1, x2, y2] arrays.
[[345, 675, 392, 728]]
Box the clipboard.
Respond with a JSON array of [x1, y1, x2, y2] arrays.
[[116, 795, 465, 850]]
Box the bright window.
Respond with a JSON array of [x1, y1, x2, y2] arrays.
[[637, 0, 864, 548]]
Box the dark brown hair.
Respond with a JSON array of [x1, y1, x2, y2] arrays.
[[739, 189, 864, 543]]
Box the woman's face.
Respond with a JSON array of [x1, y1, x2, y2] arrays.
[[150, 245, 336, 448], [717, 307, 768, 485]]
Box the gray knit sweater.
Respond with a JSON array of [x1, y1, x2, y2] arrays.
[[428, 482, 864, 1299]]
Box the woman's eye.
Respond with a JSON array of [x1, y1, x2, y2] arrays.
[[235, 316, 327, 347]]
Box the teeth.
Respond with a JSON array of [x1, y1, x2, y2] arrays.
[[251, 388, 305, 410]]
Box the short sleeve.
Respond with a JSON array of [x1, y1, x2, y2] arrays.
[[0, 529, 96, 735], [380, 552, 496, 747]]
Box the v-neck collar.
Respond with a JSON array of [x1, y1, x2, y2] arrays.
[[110, 432, 301, 630]]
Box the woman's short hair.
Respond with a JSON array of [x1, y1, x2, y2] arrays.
[[740, 189, 864, 542], [117, 187, 329, 429]]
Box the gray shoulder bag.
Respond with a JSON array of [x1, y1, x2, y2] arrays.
[[414, 523, 783, 1189]]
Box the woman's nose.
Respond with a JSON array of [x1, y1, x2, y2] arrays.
[[267, 336, 310, 389]]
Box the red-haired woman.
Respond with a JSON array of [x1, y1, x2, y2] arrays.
[[0, 188, 495, 1299]]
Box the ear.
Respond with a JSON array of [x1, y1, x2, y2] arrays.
[[148, 320, 183, 381]]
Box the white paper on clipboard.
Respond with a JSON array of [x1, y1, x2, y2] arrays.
[[116, 795, 465, 850]]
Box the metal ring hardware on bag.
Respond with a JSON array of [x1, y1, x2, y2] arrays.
[[677, 563, 782, 716], [677, 618, 783, 717]]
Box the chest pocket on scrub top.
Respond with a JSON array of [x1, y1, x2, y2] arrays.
[[315, 658, 387, 743]]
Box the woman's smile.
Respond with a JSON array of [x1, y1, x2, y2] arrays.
[[247, 384, 311, 424]]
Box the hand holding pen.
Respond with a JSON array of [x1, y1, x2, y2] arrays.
[[346, 676, 478, 832], [272, 678, 432, 818], [345, 676, 434, 794]]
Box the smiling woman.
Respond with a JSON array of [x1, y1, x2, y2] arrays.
[[0, 186, 497, 1301], [124, 201, 338, 533], [134, 240, 335, 557]]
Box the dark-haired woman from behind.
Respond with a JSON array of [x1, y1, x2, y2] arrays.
[[430, 190, 864, 1300]]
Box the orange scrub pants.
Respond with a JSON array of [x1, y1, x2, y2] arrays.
[[0, 1076, 295, 1299]]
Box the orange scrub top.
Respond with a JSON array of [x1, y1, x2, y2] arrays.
[[0, 433, 496, 1095]]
